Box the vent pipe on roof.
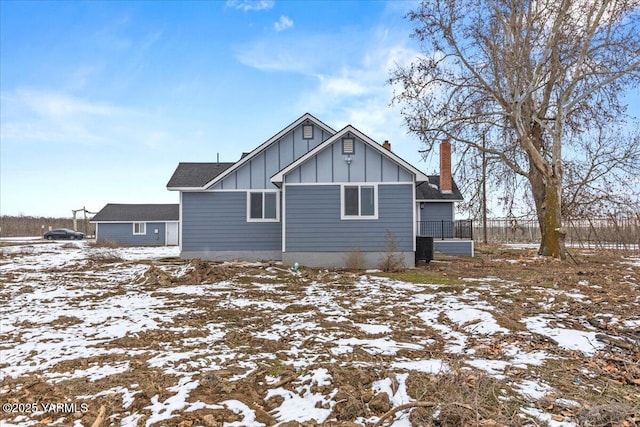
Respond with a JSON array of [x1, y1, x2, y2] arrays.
[[217, 152, 219, 163]]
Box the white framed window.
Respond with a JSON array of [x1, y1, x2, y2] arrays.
[[247, 191, 280, 222], [133, 222, 146, 235], [341, 184, 378, 219]]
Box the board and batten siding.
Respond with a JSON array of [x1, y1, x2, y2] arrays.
[[97, 222, 166, 246], [181, 192, 281, 252], [285, 137, 414, 184], [209, 123, 329, 191], [284, 184, 413, 252]]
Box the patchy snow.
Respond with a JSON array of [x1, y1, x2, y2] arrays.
[[446, 307, 508, 334], [1, 242, 635, 426], [523, 315, 604, 355], [266, 368, 335, 424], [623, 318, 640, 328], [521, 406, 578, 427], [515, 379, 554, 400], [354, 323, 392, 335], [145, 377, 199, 425], [392, 359, 449, 374], [466, 359, 511, 379], [331, 337, 423, 356], [219, 400, 265, 427]]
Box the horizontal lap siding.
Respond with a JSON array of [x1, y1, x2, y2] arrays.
[[285, 184, 413, 252], [434, 240, 473, 256], [97, 223, 166, 246], [182, 192, 281, 252], [421, 202, 454, 222]]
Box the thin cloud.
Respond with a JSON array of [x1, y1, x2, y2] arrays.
[[0, 89, 178, 149], [274, 15, 293, 32], [235, 26, 422, 147], [235, 32, 364, 73], [226, 0, 274, 12], [0, 90, 124, 145]]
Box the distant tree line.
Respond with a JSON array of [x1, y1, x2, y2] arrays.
[[0, 215, 95, 237]]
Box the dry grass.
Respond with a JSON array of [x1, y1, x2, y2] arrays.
[[90, 239, 121, 248], [86, 250, 123, 263], [404, 367, 523, 426], [2, 244, 639, 426], [345, 247, 365, 271]]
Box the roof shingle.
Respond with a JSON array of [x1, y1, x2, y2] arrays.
[[415, 176, 464, 200], [92, 204, 179, 222], [166, 162, 235, 188]]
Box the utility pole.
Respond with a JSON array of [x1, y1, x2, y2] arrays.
[[482, 133, 488, 245]]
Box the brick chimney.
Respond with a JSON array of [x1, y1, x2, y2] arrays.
[[382, 140, 391, 151], [439, 139, 453, 194]]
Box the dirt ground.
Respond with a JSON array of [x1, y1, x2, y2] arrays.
[[0, 241, 638, 427]]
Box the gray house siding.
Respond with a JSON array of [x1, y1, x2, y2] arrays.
[[417, 202, 455, 238], [284, 184, 414, 267], [181, 191, 282, 260], [97, 222, 166, 246], [285, 137, 414, 184], [420, 202, 454, 222], [210, 123, 330, 190], [434, 240, 474, 257]]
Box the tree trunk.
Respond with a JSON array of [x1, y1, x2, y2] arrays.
[[526, 122, 566, 259], [535, 176, 566, 258]]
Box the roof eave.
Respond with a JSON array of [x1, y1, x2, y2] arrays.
[[271, 125, 430, 184], [202, 113, 337, 190]]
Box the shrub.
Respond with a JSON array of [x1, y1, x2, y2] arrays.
[[345, 247, 365, 271], [378, 230, 406, 272], [90, 239, 120, 248]]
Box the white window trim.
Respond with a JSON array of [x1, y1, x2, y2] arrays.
[[340, 184, 378, 220], [133, 222, 146, 235], [246, 190, 280, 222]]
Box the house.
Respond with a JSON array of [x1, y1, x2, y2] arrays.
[[91, 204, 179, 246], [167, 113, 473, 267]]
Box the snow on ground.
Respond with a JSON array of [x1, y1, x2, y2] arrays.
[[1, 241, 638, 426]]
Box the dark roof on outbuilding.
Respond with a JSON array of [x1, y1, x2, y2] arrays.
[[415, 175, 464, 201], [91, 204, 179, 222], [166, 162, 235, 188]]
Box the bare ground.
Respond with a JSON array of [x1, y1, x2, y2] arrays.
[[0, 241, 639, 426]]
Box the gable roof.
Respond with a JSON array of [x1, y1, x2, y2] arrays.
[[201, 113, 336, 190], [270, 125, 430, 184], [416, 176, 464, 201], [91, 204, 179, 222], [167, 162, 234, 190]]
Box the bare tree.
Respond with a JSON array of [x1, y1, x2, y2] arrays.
[[390, 0, 640, 258], [563, 125, 640, 217]]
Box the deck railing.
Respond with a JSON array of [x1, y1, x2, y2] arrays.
[[417, 220, 473, 240]]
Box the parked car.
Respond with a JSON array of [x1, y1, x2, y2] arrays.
[[43, 229, 85, 240]]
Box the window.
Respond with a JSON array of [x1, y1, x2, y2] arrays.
[[341, 185, 377, 219], [247, 191, 279, 221], [133, 222, 146, 235]]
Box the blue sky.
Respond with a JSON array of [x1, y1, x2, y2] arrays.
[[2, 1, 638, 219], [1, 0, 431, 217]]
